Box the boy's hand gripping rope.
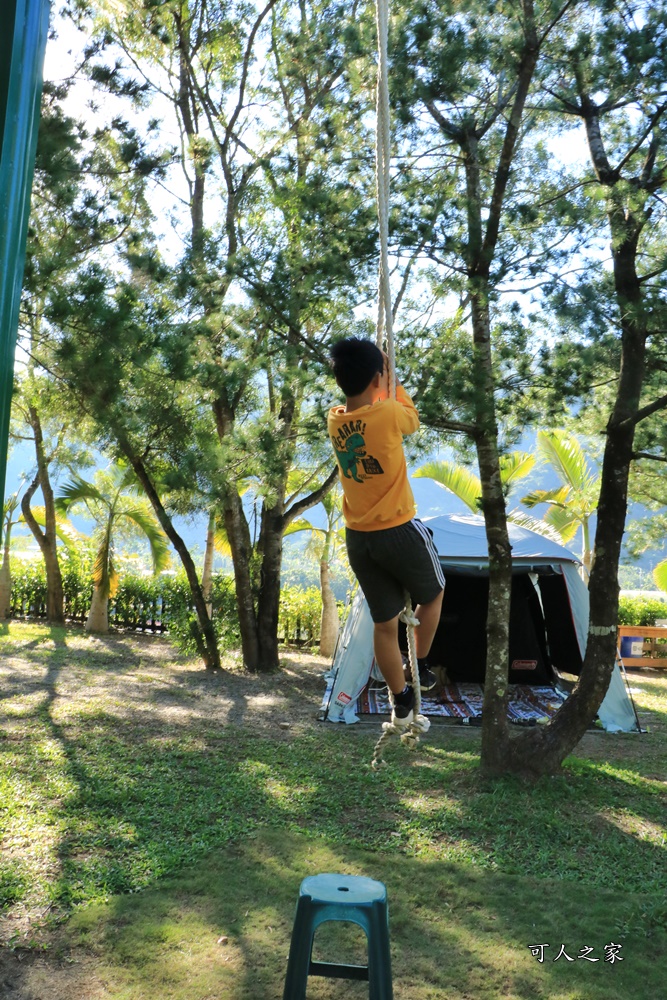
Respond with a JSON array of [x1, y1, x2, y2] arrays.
[[371, 0, 429, 768]]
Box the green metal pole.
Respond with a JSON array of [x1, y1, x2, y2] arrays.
[[0, 0, 51, 513]]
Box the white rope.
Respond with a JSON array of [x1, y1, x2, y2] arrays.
[[371, 0, 426, 768], [374, 0, 395, 399]]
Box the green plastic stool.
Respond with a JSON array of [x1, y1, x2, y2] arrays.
[[283, 873, 393, 999]]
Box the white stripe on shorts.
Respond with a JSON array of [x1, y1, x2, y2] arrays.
[[411, 518, 446, 589]]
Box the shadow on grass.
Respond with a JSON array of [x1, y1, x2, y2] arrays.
[[17, 627, 166, 679], [0, 623, 248, 922], [1, 624, 666, 992], [5, 708, 665, 919], [33, 828, 666, 1000]]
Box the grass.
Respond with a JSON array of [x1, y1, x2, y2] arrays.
[[0, 621, 666, 999]]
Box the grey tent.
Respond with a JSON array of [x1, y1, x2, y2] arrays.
[[323, 513, 640, 733]]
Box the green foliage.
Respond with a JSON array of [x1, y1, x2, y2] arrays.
[[416, 451, 537, 510], [6, 559, 331, 650], [653, 559, 667, 594], [0, 862, 28, 910], [618, 595, 667, 627], [61, 558, 93, 621], [7, 558, 238, 645], [18, 0, 667, 689], [164, 573, 240, 656], [618, 564, 657, 590], [57, 466, 170, 600], [414, 459, 483, 512], [109, 572, 166, 632], [8, 560, 49, 617], [278, 585, 323, 646]]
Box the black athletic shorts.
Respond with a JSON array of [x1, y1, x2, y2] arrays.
[[345, 518, 446, 623]]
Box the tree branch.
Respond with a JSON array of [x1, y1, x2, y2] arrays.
[[225, 0, 280, 150], [616, 392, 667, 429], [616, 105, 667, 178], [638, 260, 667, 284], [481, 0, 540, 264], [392, 238, 428, 320], [282, 466, 339, 528], [423, 418, 478, 437], [537, 0, 578, 47]]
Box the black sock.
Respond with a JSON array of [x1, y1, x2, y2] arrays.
[[417, 656, 429, 673], [393, 684, 413, 706]]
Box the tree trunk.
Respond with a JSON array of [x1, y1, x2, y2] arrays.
[[460, 5, 539, 774], [0, 525, 11, 618], [221, 463, 339, 671], [469, 283, 514, 772], [250, 401, 338, 670], [581, 516, 592, 579], [202, 510, 216, 619], [512, 217, 647, 774], [256, 508, 285, 671], [21, 406, 65, 622], [174, 12, 207, 251], [461, 127, 514, 772], [85, 586, 109, 633], [497, 70, 662, 776], [118, 435, 223, 671], [319, 558, 339, 659], [221, 488, 261, 670]]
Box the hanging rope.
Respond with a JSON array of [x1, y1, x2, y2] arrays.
[[374, 0, 395, 399], [371, 0, 429, 768]]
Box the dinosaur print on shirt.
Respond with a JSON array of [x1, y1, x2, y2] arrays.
[[331, 419, 384, 484]]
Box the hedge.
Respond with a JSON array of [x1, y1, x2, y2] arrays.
[[6, 558, 326, 649], [278, 585, 322, 646], [11, 558, 667, 643], [617, 594, 667, 626]]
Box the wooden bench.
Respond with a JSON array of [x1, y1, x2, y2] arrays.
[[618, 625, 667, 669]]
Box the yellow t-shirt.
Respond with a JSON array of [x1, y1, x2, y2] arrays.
[[328, 384, 419, 531]]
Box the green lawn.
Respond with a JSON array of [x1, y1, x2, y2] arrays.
[[0, 621, 666, 999]]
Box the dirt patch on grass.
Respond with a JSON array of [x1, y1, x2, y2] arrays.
[[0, 948, 106, 1000], [0, 625, 330, 735]]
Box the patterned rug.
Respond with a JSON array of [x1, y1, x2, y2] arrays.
[[325, 676, 568, 723]]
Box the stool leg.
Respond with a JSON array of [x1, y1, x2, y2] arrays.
[[283, 896, 316, 1000], [367, 902, 393, 1000]]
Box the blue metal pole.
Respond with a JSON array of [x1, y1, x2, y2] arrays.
[[0, 0, 51, 514]]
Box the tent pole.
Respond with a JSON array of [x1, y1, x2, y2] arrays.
[[616, 651, 645, 734], [0, 0, 51, 516]]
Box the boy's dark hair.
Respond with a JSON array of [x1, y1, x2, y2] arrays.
[[330, 337, 384, 397]]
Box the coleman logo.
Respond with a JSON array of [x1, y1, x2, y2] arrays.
[[335, 691, 352, 705], [511, 660, 538, 670]]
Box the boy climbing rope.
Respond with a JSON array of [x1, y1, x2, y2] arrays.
[[328, 337, 445, 727]]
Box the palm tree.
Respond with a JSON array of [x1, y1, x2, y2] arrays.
[[0, 494, 21, 619], [201, 509, 233, 617], [414, 451, 562, 538], [654, 561, 667, 595], [521, 431, 600, 576], [56, 465, 170, 633], [284, 488, 348, 658], [1, 491, 81, 619]]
